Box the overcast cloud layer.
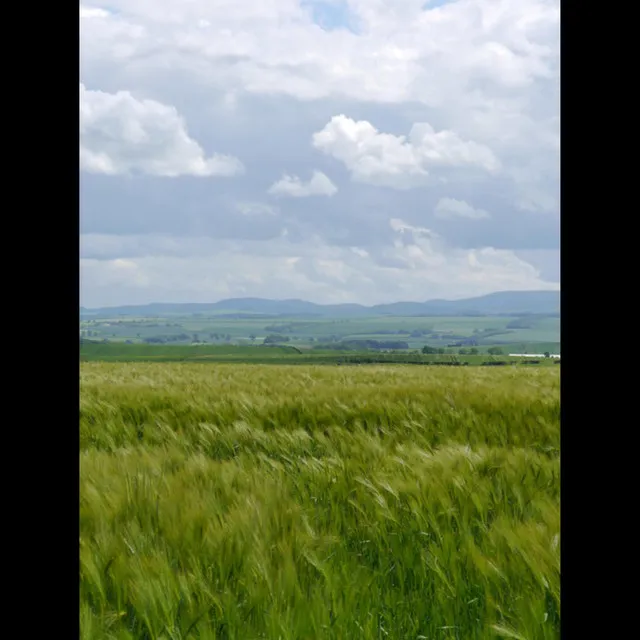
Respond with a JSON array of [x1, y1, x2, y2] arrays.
[[80, 0, 560, 307]]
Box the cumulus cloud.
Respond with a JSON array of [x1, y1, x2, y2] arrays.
[[312, 115, 500, 188], [79, 0, 560, 305], [435, 197, 490, 220], [79, 0, 559, 210], [80, 223, 557, 307], [268, 170, 337, 197], [80, 83, 244, 177], [383, 217, 554, 294], [79, 1, 557, 124]]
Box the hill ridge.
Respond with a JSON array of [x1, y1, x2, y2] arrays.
[[81, 290, 560, 318]]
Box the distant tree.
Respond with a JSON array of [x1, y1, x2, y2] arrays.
[[488, 347, 503, 355], [421, 345, 437, 354], [544, 351, 550, 358], [459, 348, 468, 355], [437, 348, 445, 354], [469, 347, 479, 355], [249, 334, 256, 342]]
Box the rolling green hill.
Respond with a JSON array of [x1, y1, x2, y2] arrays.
[[80, 290, 560, 319]]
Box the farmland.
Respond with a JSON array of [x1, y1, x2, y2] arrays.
[[80, 363, 560, 639], [79, 307, 560, 355], [80, 341, 560, 366], [79, 308, 560, 364]]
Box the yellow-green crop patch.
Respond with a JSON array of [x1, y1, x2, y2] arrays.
[[81, 363, 560, 639]]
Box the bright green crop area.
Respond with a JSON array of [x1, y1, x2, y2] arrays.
[[80, 363, 560, 639]]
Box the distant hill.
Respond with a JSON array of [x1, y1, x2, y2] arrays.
[[80, 290, 560, 318]]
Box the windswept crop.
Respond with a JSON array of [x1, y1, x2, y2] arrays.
[[80, 363, 560, 639]]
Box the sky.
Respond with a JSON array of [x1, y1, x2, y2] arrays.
[[80, 0, 560, 308]]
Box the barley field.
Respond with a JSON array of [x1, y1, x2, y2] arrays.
[[80, 363, 560, 640]]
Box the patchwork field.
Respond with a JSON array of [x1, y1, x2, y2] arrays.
[[80, 363, 560, 639], [79, 313, 560, 352], [80, 342, 560, 365]]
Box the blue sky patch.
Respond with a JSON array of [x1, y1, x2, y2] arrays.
[[422, 0, 457, 10], [301, 1, 360, 34]]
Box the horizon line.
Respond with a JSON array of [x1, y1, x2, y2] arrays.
[[80, 289, 561, 311]]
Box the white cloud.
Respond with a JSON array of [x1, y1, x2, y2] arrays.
[[79, 2, 558, 113], [312, 115, 500, 188], [80, 224, 557, 307], [351, 246, 369, 258], [81, 256, 150, 291], [80, 83, 244, 177], [382, 217, 554, 294], [79, 0, 560, 304], [235, 202, 279, 216], [80, 6, 110, 19], [435, 197, 490, 220], [268, 170, 337, 197], [79, 1, 558, 199], [514, 248, 559, 281]]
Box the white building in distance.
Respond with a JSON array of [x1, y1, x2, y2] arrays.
[[508, 353, 561, 358]]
